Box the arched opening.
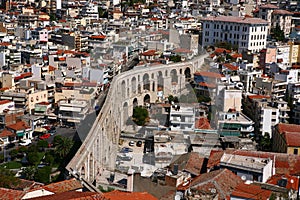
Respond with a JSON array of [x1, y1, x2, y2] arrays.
[[138, 84, 141, 93], [180, 69, 182, 74], [143, 73, 150, 91], [152, 82, 155, 91], [123, 102, 129, 125], [133, 98, 138, 108], [170, 69, 178, 84], [121, 80, 126, 98], [144, 94, 150, 104], [131, 77, 137, 94], [184, 67, 191, 80], [165, 70, 168, 77], [157, 71, 164, 91], [0, 81, 2, 88]]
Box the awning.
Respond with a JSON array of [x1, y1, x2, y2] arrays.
[[35, 107, 47, 112], [67, 119, 80, 123], [60, 106, 82, 112], [17, 132, 24, 137], [34, 127, 47, 132]]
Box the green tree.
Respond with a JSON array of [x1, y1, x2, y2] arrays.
[[272, 25, 285, 41], [260, 133, 272, 151], [132, 106, 149, 126], [9, 149, 18, 160], [169, 55, 181, 62], [34, 166, 51, 184], [21, 166, 36, 180], [27, 152, 40, 166], [0, 168, 20, 188], [37, 140, 48, 150], [53, 135, 63, 147], [44, 153, 54, 166], [54, 137, 74, 158]]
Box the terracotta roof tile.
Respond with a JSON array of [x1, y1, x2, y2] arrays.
[[260, 4, 278, 9], [277, 123, 300, 134], [190, 169, 243, 199], [0, 188, 25, 200], [6, 121, 30, 131], [267, 174, 299, 191], [223, 63, 239, 71], [215, 48, 231, 54], [141, 50, 158, 56], [41, 178, 82, 193], [198, 81, 216, 88], [194, 71, 222, 78], [201, 16, 268, 25], [284, 132, 300, 147], [104, 190, 158, 200], [195, 117, 211, 129], [207, 150, 224, 169], [247, 95, 271, 99], [231, 183, 272, 200], [29, 191, 106, 200], [0, 100, 11, 105], [0, 129, 15, 138], [273, 9, 293, 15], [90, 35, 106, 39], [169, 152, 206, 176]]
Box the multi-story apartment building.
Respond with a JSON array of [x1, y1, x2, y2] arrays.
[[243, 95, 279, 137], [58, 99, 89, 125], [170, 104, 196, 132], [201, 16, 268, 53], [271, 10, 293, 37]]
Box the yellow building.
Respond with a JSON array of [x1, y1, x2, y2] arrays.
[[289, 42, 300, 65]]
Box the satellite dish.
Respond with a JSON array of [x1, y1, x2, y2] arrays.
[[241, 175, 247, 181], [175, 195, 181, 200]]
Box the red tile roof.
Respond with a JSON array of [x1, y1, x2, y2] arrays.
[[247, 94, 271, 99], [215, 48, 231, 54], [37, 102, 50, 105], [29, 191, 106, 200], [49, 65, 57, 71], [267, 174, 299, 191], [6, 121, 30, 131], [190, 169, 243, 199], [198, 82, 216, 88], [0, 188, 25, 200], [231, 53, 242, 59], [0, 129, 15, 138], [207, 150, 224, 169], [272, 9, 293, 15], [14, 72, 33, 81], [277, 123, 300, 133], [194, 71, 222, 78], [104, 190, 158, 200], [90, 35, 106, 39], [195, 117, 211, 129], [41, 178, 82, 194], [223, 63, 238, 71], [169, 152, 206, 176], [141, 50, 158, 56], [284, 132, 300, 147], [231, 183, 272, 200], [0, 100, 11, 105]]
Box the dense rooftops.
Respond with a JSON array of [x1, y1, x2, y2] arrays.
[[201, 16, 268, 25]]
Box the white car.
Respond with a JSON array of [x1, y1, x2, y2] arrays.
[[19, 139, 32, 146]]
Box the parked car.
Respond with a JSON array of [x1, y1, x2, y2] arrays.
[[120, 147, 133, 153], [39, 133, 51, 140], [48, 129, 56, 135], [136, 141, 143, 147], [19, 139, 32, 146], [5, 142, 16, 149], [129, 141, 135, 146]]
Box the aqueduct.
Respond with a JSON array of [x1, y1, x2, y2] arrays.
[[66, 54, 207, 186]]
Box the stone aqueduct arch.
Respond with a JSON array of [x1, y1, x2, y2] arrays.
[[66, 57, 205, 184]]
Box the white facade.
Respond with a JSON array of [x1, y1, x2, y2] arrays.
[[0, 101, 15, 112], [170, 104, 195, 131], [261, 107, 279, 137], [201, 16, 268, 53]]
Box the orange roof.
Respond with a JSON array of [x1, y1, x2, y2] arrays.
[[247, 95, 271, 99], [49, 65, 57, 71], [277, 123, 300, 134], [267, 174, 299, 191], [215, 48, 231, 54], [0, 42, 11, 47], [28, 191, 105, 200], [284, 132, 300, 147], [207, 150, 224, 169], [14, 72, 33, 81], [231, 53, 242, 59], [90, 35, 106, 39], [195, 117, 211, 129], [37, 102, 50, 105], [64, 82, 82, 87], [58, 57, 66, 61], [223, 63, 238, 71], [0, 188, 25, 200], [194, 71, 222, 78], [0, 129, 15, 138], [231, 183, 272, 200], [0, 100, 11, 105], [6, 121, 30, 131], [104, 190, 158, 200], [42, 178, 82, 194], [273, 9, 293, 15], [142, 49, 158, 56]]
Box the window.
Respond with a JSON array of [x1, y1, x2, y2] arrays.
[[294, 149, 298, 155]]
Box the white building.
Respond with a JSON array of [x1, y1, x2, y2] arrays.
[[201, 16, 268, 53], [170, 104, 195, 132]]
